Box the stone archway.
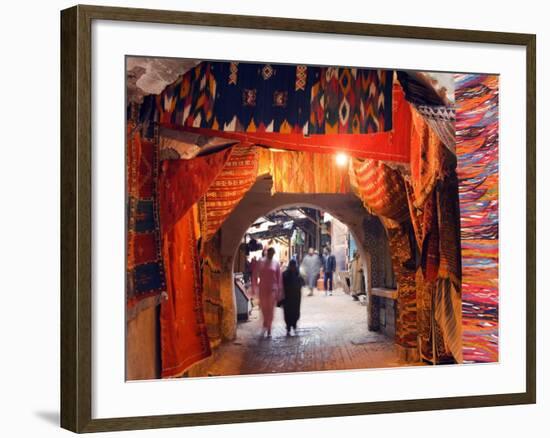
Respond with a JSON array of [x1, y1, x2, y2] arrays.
[[213, 174, 394, 341]]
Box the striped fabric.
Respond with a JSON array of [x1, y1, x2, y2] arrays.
[[455, 74, 499, 363], [157, 147, 232, 235], [352, 158, 410, 223], [269, 149, 351, 194], [409, 107, 445, 208], [386, 226, 417, 349], [199, 144, 259, 241]]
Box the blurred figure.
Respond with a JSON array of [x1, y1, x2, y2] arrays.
[[281, 259, 304, 336], [301, 247, 321, 296], [322, 247, 336, 296], [251, 247, 283, 337], [350, 250, 365, 301]]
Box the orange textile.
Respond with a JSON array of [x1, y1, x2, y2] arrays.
[[126, 123, 166, 313], [158, 147, 233, 235], [391, 83, 413, 163], [176, 125, 407, 162], [160, 208, 211, 378], [352, 158, 410, 222], [199, 144, 259, 241], [409, 107, 445, 207], [270, 150, 350, 194]]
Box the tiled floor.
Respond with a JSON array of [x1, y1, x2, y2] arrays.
[[199, 288, 411, 377]]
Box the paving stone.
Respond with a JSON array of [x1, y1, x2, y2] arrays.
[[200, 289, 417, 377]]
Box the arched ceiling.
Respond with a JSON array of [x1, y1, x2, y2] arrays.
[[126, 57, 199, 104], [218, 175, 379, 258]]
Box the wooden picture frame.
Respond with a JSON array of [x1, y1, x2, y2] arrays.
[[60, 4, 536, 433]]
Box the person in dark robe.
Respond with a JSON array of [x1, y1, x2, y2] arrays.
[[281, 259, 304, 336]]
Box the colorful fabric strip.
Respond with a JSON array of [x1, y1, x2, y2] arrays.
[[455, 73, 499, 363]]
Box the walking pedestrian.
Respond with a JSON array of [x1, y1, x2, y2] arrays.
[[322, 247, 336, 296], [251, 247, 283, 337], [281, 259, 304, 336], [301, 247, 321, 296]]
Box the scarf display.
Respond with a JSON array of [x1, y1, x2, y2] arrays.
[[455, 73, 499, 363], [160, 207, 211, 378]]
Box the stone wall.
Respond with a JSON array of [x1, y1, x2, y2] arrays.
[[126, 305, 160, 380], [362, 214, 394, 289]]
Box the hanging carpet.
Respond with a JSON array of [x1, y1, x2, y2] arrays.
[[126, 122, 166, 318], [269, 149, 350, 194], [160, 207, 211, 378], [409, 106, 445, 208], [158, 146, 233, 235], [199, 144, 260, 241], [308, 67, 393, 134], [145, 60, 402, 160], [352, 158, 410, 223], [386, 225, 418, 349]]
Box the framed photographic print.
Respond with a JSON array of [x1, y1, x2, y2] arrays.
[[60, 4, 536, 433]]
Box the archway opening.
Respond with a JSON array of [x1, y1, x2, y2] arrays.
[[185, 174, 408, 377]]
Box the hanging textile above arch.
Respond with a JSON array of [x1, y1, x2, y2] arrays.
[[158, 146, 233, 235], [158, 61, 393, 135], [199, 144, 260, 241], [269, 149, 351, 194], [143, 60, 405, 161], [351, 157, 410, 223]]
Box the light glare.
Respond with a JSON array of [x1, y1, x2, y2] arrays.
[[335, 152, 348, 167]]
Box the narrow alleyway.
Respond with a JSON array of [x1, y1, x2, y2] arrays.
[[200, 289, 408, 377]]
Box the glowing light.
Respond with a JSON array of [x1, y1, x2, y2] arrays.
[[335, 152, 349, 167]]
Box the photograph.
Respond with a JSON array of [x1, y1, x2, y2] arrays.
[[125, 57, 499, 380], [0, 0, 542, 435]]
